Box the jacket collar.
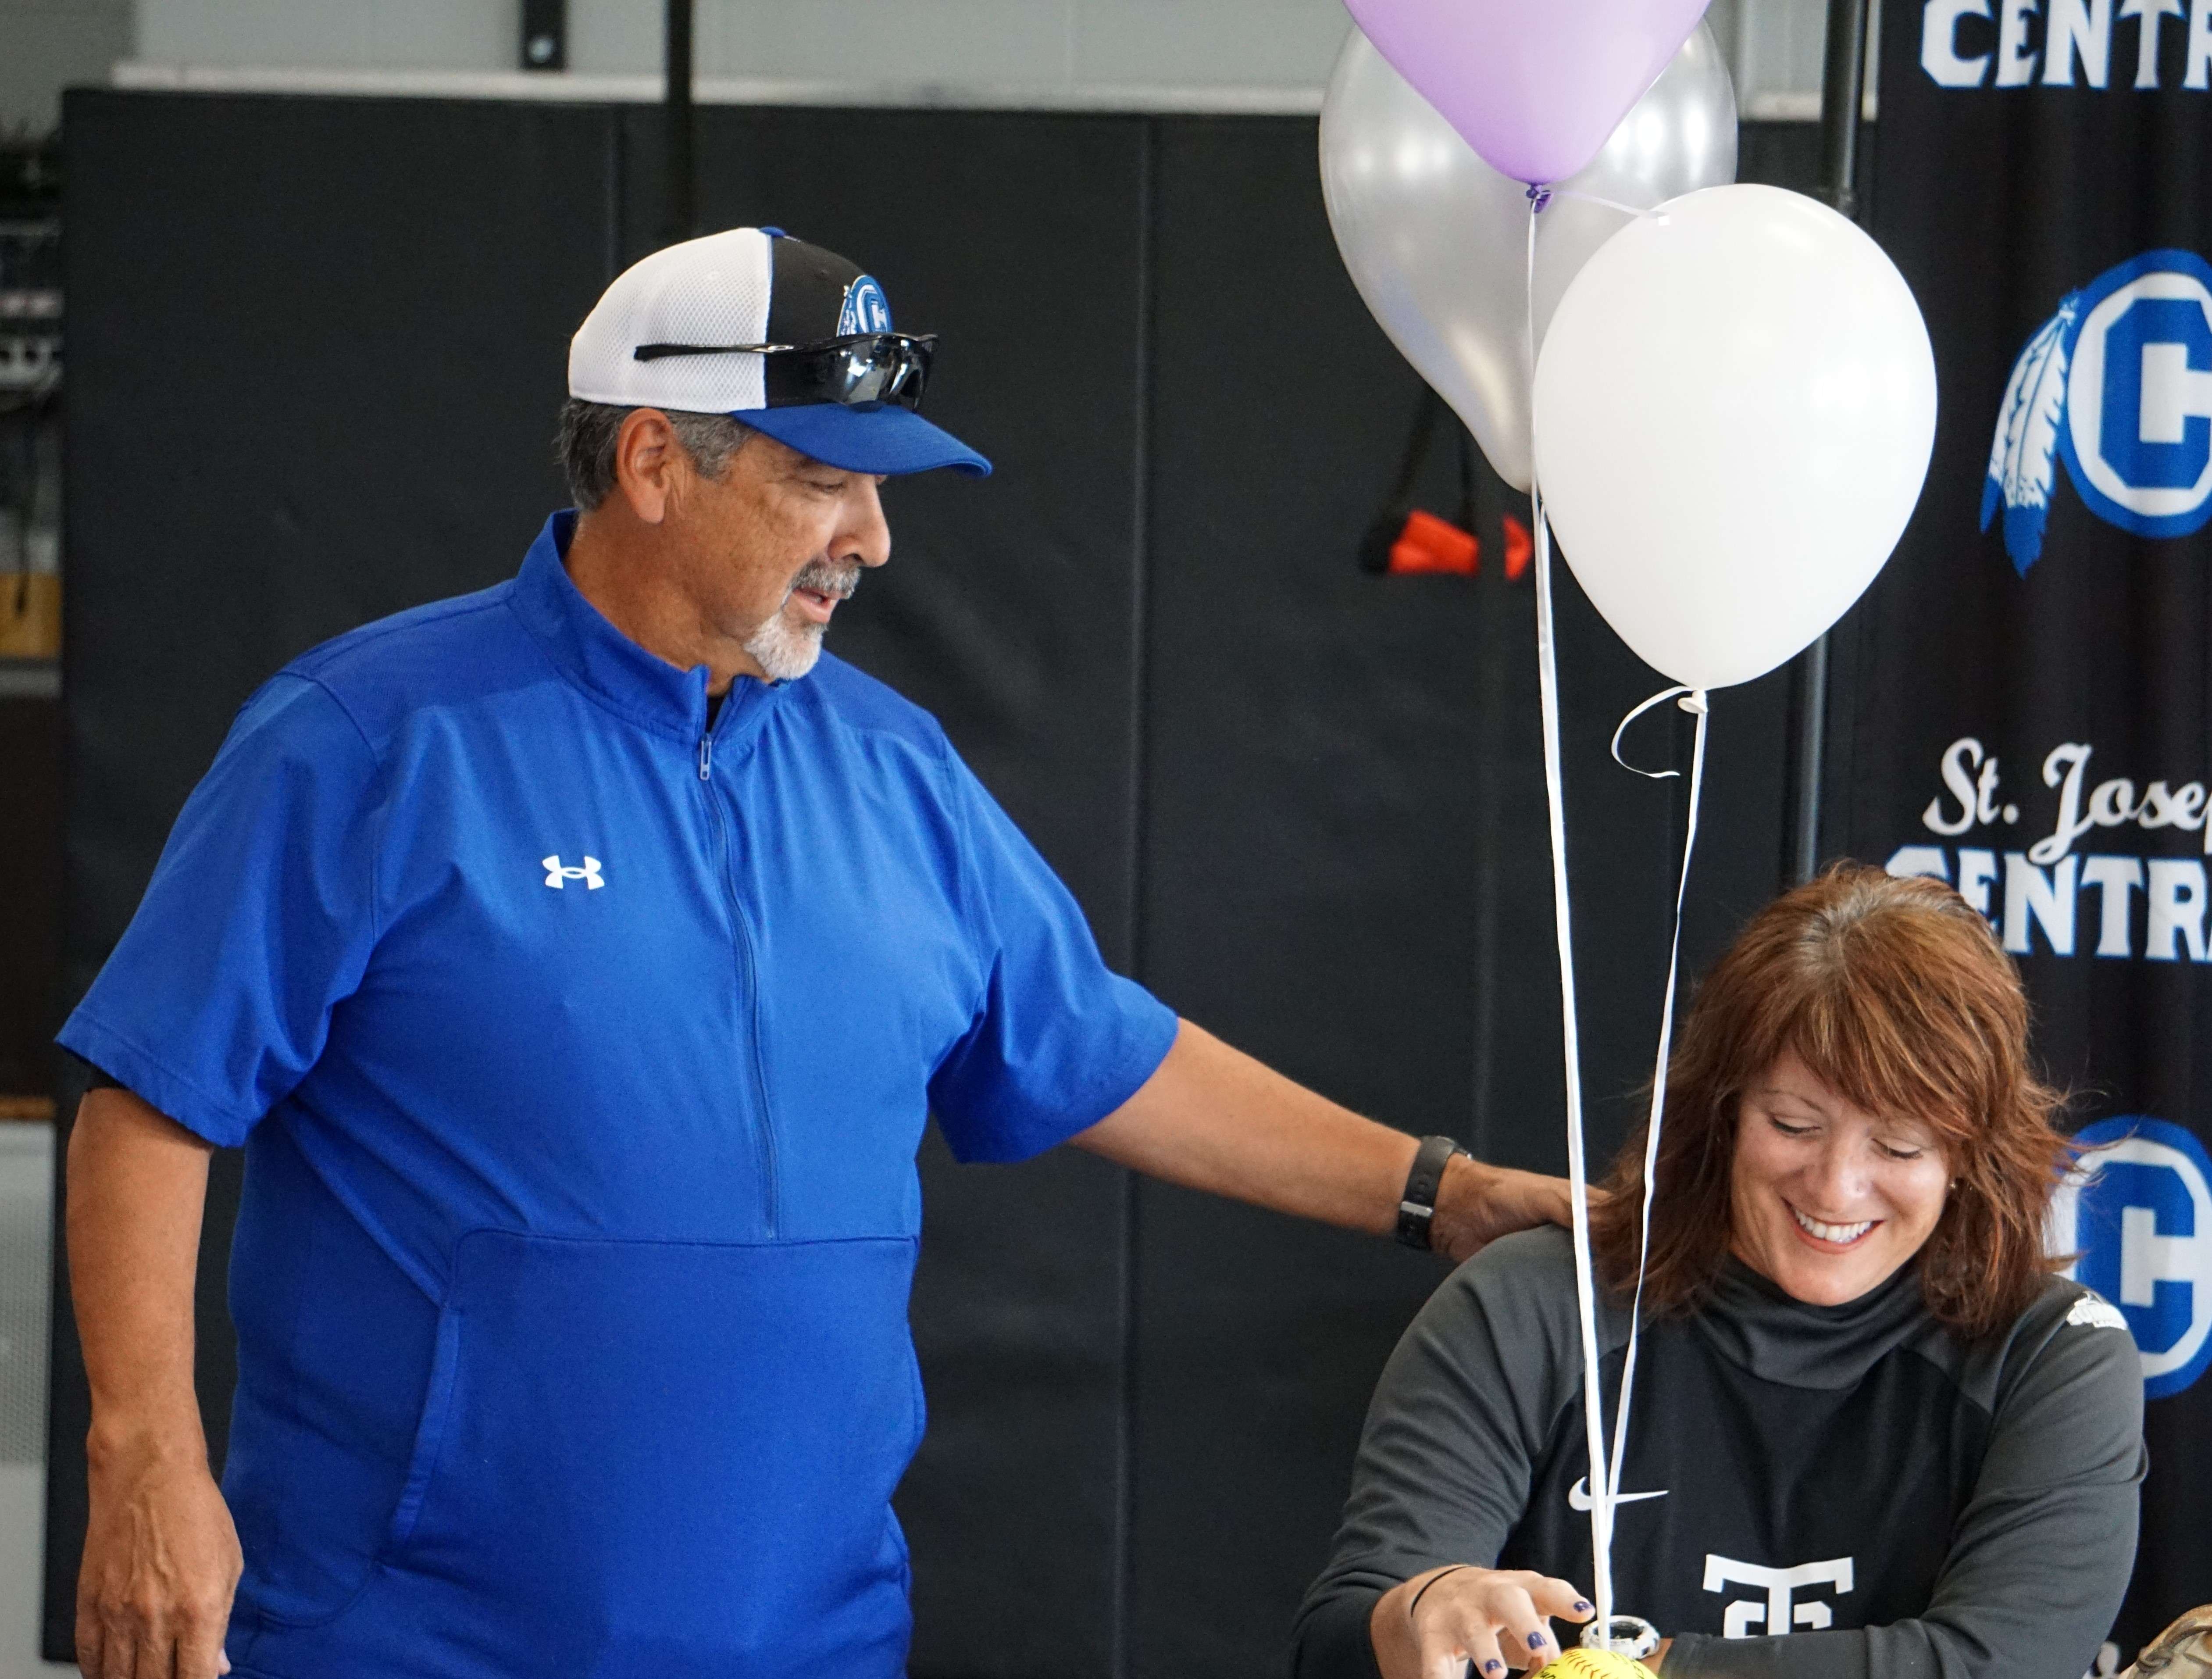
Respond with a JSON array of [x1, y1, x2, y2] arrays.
[[508, 511, 787, 749], [1691, 1253, 1932, 1390]]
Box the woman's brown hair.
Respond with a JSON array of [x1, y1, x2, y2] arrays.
[[1588, 863, 2070, 1340]]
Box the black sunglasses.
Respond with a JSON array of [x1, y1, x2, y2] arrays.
[[631, 332, 936, 411]]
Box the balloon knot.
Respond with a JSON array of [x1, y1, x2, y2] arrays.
[[1526, 183, 1552, 212]]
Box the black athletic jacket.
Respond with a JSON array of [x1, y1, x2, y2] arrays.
[[1294, 1226, 2144, 1679]]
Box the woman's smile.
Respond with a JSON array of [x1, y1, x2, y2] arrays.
[[1787, 1204, 1878, 1247]]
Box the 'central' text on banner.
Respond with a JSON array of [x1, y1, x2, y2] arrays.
[[1887, 735, 2212, 959]]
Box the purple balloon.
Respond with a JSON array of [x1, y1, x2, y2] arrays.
[[1344, 0, 1713, 186]]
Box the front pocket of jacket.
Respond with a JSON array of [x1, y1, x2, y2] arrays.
[[382, 1228, 924, 1672], [389, 1303, 463, 1548]]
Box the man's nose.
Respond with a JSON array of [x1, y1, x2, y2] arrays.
[[838, 477, 892, 569]]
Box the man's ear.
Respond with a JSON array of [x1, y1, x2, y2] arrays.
[[611, 408, 689, 525]]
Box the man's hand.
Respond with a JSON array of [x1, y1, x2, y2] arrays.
[[1431, 1154, 1577, 1263], [67, 1086, 239, 1678], [78, 1436, 240, 1679]]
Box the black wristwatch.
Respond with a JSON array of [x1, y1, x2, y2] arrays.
[[1396, 1133, 1465, 1250]]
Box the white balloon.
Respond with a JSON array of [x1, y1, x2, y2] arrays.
[[1531, 184, 1938, 691]]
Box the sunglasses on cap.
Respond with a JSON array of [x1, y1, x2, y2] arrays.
[[631, 332, 936, 411]]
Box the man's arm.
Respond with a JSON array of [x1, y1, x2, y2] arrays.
[[1071, 1019, 1571, 1261], [67, 1085, 242, 1679]]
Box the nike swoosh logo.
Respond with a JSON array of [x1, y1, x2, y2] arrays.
[[1568, 1476, 1669, 1511]]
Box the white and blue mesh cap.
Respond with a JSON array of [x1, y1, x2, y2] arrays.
[[567, 226, 990, 477]]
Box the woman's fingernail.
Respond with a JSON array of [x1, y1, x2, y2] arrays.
[[1530, 1633, 1548, 1650], [1574, 1601, 1593, 1614], [1486, 1663, 1505, 1674]]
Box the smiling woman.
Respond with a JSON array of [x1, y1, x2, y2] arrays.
[[1295, 866, 2144, 1679], [1589, 865, 2070, 1338]]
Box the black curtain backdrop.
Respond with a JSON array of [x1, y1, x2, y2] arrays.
[[50, 91, 1822, 1675], [1836, 0, 2212, 1653]]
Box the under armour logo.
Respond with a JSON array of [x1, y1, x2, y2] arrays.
[[1703, 1554, 1854, 1638], [542, 854, 604, 890]]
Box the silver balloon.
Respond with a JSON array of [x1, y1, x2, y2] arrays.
[[1320, 22, 1737, 492]]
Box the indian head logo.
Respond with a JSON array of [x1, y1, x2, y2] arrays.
[[838, 275, 892, 336], [1983, 249, 2212, 572]]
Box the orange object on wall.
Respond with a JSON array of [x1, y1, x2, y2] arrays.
[[1502, 515, 1533, 582], [0, 574, 61, 661], [1387, 509, 1479, 576]]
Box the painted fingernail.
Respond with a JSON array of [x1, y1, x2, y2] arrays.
[[1530, 1634, 1548, 1650], [1575, 1602, 1593, 1614], [1486, 1663, 1505, 1673]]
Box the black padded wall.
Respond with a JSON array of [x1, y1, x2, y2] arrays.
[[50, 90, 1813, 1675]]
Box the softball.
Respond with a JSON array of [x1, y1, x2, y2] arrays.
[[1534, 1649, 1656, 1679]]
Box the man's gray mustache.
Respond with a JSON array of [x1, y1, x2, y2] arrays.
[[792, 561, 861, 600]]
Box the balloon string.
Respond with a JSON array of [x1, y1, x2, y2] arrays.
[[1604, 689, 1709, 1531], [1526, 187, 1617, 1636], [1544, 187, 1668, 221], [1610, 685, 1695, 779]]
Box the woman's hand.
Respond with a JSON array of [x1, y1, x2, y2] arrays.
[[1370, 1565, 1595, 1679]]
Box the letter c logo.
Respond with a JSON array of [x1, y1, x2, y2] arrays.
[[2050, 1116, 2212, 1398]]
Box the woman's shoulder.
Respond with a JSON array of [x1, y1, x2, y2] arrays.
[[2020, 1271, 2131, 1332], [1374, 1225, 1621, 1429], [2005, 1274, 2143, 1382], [1424, 1225, 1632, 1357], [1459, 1221, 1577, 1273], [1445, 1224, 1580, 1304], [1938, 1273, 2145, 1438], [1940, 1272, 2147, 1489]]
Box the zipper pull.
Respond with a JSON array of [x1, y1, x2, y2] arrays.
[[698, 734, 713, 781]]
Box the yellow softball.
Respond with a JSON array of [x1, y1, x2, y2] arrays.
[[1533, 1649, 1656, 1679]]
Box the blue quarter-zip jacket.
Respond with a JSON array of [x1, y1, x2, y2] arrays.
[[60, 512, 1179, 1679]]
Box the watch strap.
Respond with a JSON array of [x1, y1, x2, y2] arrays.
[[1395, 1133, 1462, 1250]]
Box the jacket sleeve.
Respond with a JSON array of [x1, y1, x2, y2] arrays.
[[1666, 1293, 2144, 1679], [924, 737, 1177, 1163], [1293, 1231, 1592, 1679], [56, 674, 387, 1146]]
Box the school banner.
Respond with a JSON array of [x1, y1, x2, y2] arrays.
[[1847, 0, 2212, 1654]]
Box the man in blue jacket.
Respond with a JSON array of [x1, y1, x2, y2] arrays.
[[59, 228, 1569, 1679]]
